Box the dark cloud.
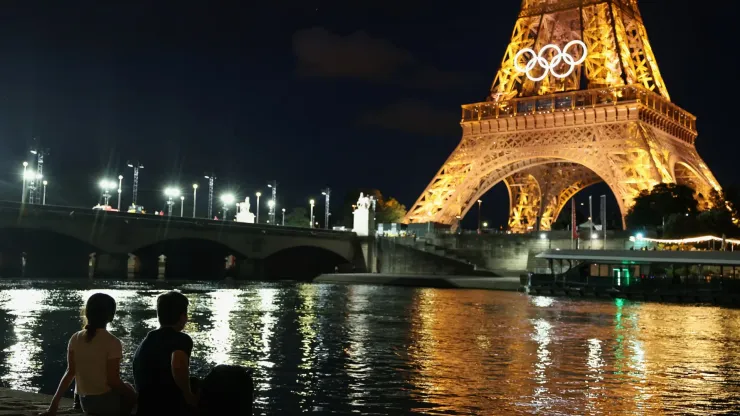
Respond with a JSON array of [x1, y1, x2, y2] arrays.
[[409, 66, 487, 90], [358, 99, 460, 137], [292, 27, 481, 90], [292, 27, 414, 80]]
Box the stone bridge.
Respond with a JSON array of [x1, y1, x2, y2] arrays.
[[0, 202, 370, 280]]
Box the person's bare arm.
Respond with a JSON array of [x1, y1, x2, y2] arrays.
[[105, 358, 137, 402], [171, 350, 197, 406], [39, 349, 76, 416]]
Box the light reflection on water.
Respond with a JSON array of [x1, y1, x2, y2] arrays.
[[0, 281, 740, 415]]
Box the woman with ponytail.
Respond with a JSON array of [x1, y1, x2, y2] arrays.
[[41, 293, 137, 416]]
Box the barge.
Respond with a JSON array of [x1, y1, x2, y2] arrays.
[[527, 249, 740, 305]]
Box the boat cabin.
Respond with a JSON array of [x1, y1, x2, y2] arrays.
[[528, 249, 740, 302]]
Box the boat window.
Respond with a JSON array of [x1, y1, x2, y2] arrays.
[[590, 264, 598, 276], [599, 264, 609, 277], [703, 265, 721, 278], [651, 263, 672, 278]]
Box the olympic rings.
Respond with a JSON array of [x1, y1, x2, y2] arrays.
[[514, 40, 588, 81]]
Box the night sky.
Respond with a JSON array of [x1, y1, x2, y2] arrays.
[[0, 1, 735, 227]]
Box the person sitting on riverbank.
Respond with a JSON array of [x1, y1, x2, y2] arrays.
[[40, 293, 137, 416], [133, 291, 198, 415]]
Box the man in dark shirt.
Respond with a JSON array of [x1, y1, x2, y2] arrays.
[[133, 291, 198, 415]]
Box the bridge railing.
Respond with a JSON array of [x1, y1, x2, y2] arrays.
[[461, 85, 696, 133], [0, 201, 356, 239]]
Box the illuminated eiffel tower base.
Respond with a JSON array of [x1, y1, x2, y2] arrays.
[[404, 0, 720, 232]]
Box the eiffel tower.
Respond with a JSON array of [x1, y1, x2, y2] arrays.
[[405, 0, 721, 232]]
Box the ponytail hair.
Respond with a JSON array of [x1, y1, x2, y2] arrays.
[[83, 293, 116, 342]]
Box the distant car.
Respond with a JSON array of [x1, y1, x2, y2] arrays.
[[92, 204, 119, 212], [127, 205, 146, 214]]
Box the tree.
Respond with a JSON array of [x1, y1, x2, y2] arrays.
[[698, 189, 739, 237], [626, 183, 698, 230], [376, 197, 407, 223], [339, 188, 407, 226], [284, 207, 310, 228]]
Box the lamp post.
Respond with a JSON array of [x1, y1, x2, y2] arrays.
[[267, 181, 277, 224], [99, 179, 116, 206], [42, 180, 48, 205], [21, 162, 28, 203], [126, 161, 144, 206], [180, 196, 185, 217], [281, 208, 286, 226], [267, 200, 275, 225], [221, 193, 235, 221], [309, 199, 315, 228], [255, 191, 262, 223], [321, 188, 331, 229], [165, 187, 180, 217], [117, 175, 123, 211], [477, 199, 483, 234], [192, 184, 198, 218], [204, 174, 216, 219]]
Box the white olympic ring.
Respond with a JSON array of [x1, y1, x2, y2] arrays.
[[514, 40, 588, 82]]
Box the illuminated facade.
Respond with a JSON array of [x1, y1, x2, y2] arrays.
[[405, 0, 720, 232]]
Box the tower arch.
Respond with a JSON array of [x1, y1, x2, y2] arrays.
[[404, 0, 720, 232]]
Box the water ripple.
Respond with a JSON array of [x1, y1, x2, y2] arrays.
[[0, 280, 739, 414]]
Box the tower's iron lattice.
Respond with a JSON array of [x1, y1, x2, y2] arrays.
[[405, 0, 720, 232]]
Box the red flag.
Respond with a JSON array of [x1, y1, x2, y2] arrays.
[[571, 199, 578, 239]]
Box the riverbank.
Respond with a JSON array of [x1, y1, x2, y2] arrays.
[[0, 388, 77, 415], [314, 273, 522, 291]]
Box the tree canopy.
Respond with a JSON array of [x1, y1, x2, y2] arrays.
[[339, 188, 407, 226], [627, 184, 740, 237], [626, 183, 698, 230], [284, 207, 310, 228]]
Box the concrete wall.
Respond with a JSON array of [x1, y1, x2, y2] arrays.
[[419, 231, 652, 273], [376, 238, 475, 275]]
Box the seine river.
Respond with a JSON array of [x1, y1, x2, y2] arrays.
[[0, 280, 739, 415]]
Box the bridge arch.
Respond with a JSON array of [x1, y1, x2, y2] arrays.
[[0, 226, 98, 278], [263, 245, 353, 280], [132, 237, 247, 280]]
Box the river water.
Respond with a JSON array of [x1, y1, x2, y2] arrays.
[[0, 280, 739, 415]]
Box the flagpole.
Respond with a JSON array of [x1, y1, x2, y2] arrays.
[[571, 198, 576, 250], [601, 195, 607, 250]]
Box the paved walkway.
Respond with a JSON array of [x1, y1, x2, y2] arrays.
[[0, 388, 78, 415], [315, 273, 522, 291]]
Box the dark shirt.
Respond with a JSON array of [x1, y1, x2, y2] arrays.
[[133, 327, 193, 415]]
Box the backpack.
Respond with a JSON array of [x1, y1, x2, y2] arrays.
[[198, 365, 254, 416]]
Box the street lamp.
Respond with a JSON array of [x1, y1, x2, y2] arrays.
[[322, 188, 331, 229], [192, 184, 198, 218], [126, 161, 144, 206], [255, 191, 262, 223], [21, 162, 29, 203], [267, 181, 277, 224], [117, 175, 123, 211], [267, 200, 275, 225], [42, 180, 48, 205], [26, 170, 42, 205], [180, 195, 185, 217], [309, 199, 315, 228], [204, 174, 216, 218], [221, 193, 235, 221], [164, 187, 180, 217], [477, 199, 483, 234], [281, 208, 286, 226], [99, 179, 116, 206]]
